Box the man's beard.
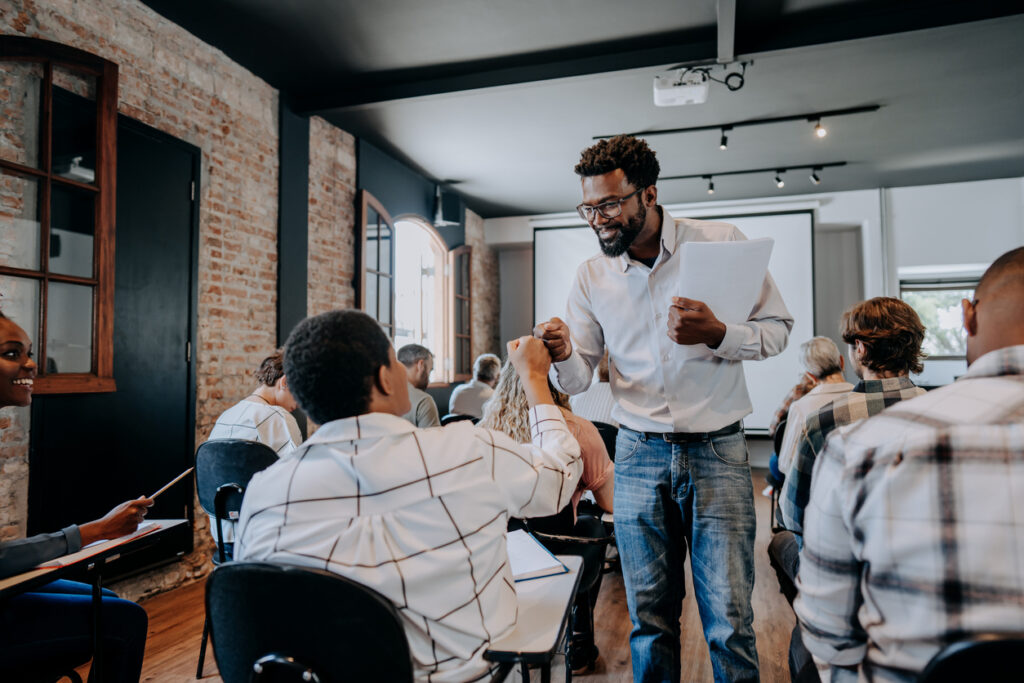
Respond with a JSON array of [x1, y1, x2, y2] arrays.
[[595, 202, 646, 257]]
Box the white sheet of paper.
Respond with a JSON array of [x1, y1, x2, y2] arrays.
[[678, 238, 774, 324], [506, 529, 567, 581]]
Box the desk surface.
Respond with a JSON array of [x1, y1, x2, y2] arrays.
[[0, 519, 189, 598], [485, 554, 583, 663]]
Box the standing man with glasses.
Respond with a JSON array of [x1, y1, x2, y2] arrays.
[[535, 135, 793, 683]]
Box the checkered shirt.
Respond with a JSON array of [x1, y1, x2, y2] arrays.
[[235, 404, 582, 683], [770, 374, 819, 438], [780, 376, 925, 533], [795, 345, 1024, 682]]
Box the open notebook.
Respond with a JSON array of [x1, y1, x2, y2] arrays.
[[36, 521, 162, 569], [506, 529, 568, 582]]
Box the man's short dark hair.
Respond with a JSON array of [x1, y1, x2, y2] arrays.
[[976, 246, 1024, 300], [397, 344, 432, 367], [575, 135, 660, 190], [841, 297, 926, 375], [284, 310, 392, 424]]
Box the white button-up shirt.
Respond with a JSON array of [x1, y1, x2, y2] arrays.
[[552, 210, 794, 433], [235, 405, 582, 683]]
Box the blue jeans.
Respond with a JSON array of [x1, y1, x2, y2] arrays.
[[614, 428, 759, 683], [0, 579, 148, 682]]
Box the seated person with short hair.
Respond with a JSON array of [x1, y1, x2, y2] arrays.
[[797, 246, 1024, 682], [448, 353, 501, 418], [397, 343, 441, 427], [235, 310, 582, 683], [0, 311, 152, 682], [206, 349, 302, 550]]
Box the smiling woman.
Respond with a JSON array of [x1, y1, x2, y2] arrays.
[[0, 311, 36, 407]]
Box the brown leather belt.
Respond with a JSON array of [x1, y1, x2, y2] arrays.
[[623, 420, 743, 443]]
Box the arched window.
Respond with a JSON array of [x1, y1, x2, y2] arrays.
[[394, 216, 447, 381]]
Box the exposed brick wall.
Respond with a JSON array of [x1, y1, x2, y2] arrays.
[[307, 116, 357, 315], [0, 406, 30, 543], [0, 0, 289, 600], [465, 208, 501, 358]]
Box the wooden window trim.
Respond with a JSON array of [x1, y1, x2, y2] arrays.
[[0, 37, 118, 394], [354, 189, 396, 337], [449, 245, 472, 383]]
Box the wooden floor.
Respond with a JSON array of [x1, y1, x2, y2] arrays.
[[121, 468, 793, 682]]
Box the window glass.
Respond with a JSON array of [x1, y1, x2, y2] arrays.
[[46, 281, 93, 373], [901, 287, 973, 358], [0, 275, 40, 344], [49, 184, 95, 278], [0, 172, 42, 270], [378, 275, 392, 326], [52, 75, 97, 185], [0, 61, 43, 169], [365, 272, 378, 318]]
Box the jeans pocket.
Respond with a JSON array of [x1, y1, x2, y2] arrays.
[[614, 430, 644, 465], [709, 432, 749, 467]]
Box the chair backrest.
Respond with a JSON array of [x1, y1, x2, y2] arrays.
[[206, 562, 414, 683], [441, 413, 477, 426], [591, 421, 618, 462], [917, 633, 1024, 682], [195, 439, 280, 518], [773, 417, 788, 457]]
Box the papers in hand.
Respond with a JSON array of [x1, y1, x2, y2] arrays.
[[506, 529, 568, 582], [678, 237, 774, 324]]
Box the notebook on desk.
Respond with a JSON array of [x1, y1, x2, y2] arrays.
[[36, 521, 162, 568], [506, 529, 568, 582]]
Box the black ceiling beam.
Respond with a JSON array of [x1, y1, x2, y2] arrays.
[[293, 27, 718, 113]]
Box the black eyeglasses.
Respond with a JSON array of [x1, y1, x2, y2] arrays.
[[576, 187, 644, 223]]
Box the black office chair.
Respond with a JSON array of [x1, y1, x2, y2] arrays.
[[917, 633, 1024, 682], [194, 439, 280, 679], [441, 413, 478, 425], [591, 421, 618, 462], [768, 417, 788, 531], [206, 562, 414, 683]]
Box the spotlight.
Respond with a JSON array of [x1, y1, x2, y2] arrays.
[[814, 119, 827, 138], [810, 168, 821, 185], [775, 171, 785, 189], [706, 177, 715, 195], [719, 132, 728, 150]]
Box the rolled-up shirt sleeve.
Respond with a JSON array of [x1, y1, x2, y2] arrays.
[[714, 271, 793, 361], [477, 404, 583, 518], [0, 524, 81, 579]]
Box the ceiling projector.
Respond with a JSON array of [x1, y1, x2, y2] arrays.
[[653, 69, 710, 106]]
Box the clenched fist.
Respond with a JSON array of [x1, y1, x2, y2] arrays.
[[532, 317, 573, 362]]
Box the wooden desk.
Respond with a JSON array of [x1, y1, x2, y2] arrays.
[[0, 519, 189, 678], [486, 554, 584, 682]]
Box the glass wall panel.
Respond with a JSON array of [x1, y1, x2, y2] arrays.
[[0, 172, 41, 270], [49, 184, 94, 278], [46, 281, 93, 373], [0, 61, 43, 169]]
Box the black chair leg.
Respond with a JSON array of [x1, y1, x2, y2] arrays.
[[197, 614, 210, 679]]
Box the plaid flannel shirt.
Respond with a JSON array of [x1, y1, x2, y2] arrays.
[[795, 345, 1024, 682], [236, 404, 581, 683], [779, 376, 925, 534]]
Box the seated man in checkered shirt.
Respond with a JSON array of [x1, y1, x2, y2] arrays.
[[235, 309, 583, 683], [796, 246, 1024, 682]]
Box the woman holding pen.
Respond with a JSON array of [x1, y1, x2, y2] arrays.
[[0, 311, 152, 682]]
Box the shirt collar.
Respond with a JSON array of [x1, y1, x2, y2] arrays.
[[852, 375, 918, 394], [616, 206, 675, 273], [961, 344, 1024, 381], [807, 381, 853, 395], [305, 411, 417, 445]]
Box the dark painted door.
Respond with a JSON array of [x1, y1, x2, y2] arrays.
[[28, 117, 197, 561]]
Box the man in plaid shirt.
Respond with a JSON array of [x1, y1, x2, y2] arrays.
[[796, 246, 1024, 682], [236, 310, 582, 683], [779, 298, 927, 537]]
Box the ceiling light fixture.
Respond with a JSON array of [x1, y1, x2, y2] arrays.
[[660, 161, 847, 192], [813, 119, 827, 138], [775, 171, 785, 189], [705, 176, 715, 195], [810, 168, 822, 185], [594, 105, 879, 141], [719, 130, 729, 150]]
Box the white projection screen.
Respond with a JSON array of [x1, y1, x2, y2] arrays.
[[534, 211, 814, 432]]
